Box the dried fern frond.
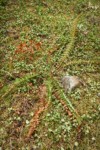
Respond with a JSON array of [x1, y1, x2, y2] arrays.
[[27, 84, 49, 139], [27, 100, 49, 139], [55, 93, 72, 117]]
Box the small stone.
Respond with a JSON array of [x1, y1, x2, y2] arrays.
[[26, 120, 30, 124], [97, 93, 100, 97], [92, 137, 96, 141], [74, 141, 79, 146], [61, 75, 84, 92]]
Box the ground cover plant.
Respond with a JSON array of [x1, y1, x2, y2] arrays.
[[0, 0, 100, 150]]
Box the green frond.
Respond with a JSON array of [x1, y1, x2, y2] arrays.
[[0, 73, 37, 99], [63, 59, 100, 68], [57, 15, 81, 68], [53, 78, 82, 125]]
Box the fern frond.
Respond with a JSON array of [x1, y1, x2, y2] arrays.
[[57, 15, 80, 68], [53, 78, 82, 125], [27, 100, 49, 139], [0, 73, 37, 99], [63, 59, 100, 68]]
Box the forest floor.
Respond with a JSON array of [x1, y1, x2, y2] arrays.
[[0, 0, 100, 150]]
